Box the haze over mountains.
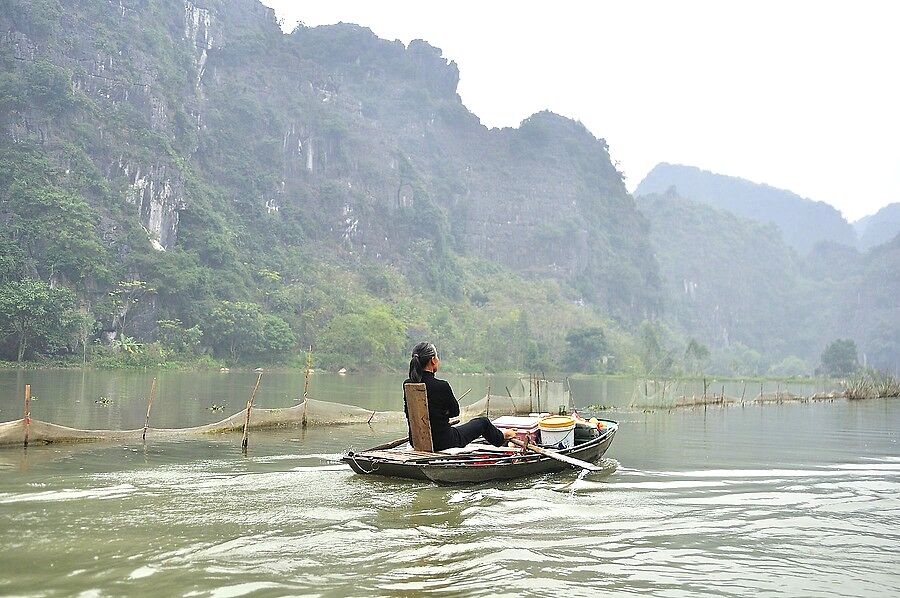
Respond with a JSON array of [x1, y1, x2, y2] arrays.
[[855, 203, 900, 251], [635, 163, 886, 255], [0, 0, 897, 373]]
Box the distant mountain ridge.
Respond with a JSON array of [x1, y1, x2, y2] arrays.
[[854, 203, 900, 251], [635, 163, 857, 254], [636, 188, 804, 361]]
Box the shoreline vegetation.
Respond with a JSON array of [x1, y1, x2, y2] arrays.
[[0, 356, 861, 382], [1, 356, 896, 397]]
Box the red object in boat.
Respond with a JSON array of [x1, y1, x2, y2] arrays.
[[492, 415, 541, 444]]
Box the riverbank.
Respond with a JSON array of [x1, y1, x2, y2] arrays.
[[0, 359, 847, 385], [0, 356, 225, 371]]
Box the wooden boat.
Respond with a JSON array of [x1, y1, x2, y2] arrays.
[[342, 419, 618, 484]]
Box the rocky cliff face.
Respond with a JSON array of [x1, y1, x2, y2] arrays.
[[0, 0, 661, 336], [2, 0, 896, 371], [637, 189, 805, 358]]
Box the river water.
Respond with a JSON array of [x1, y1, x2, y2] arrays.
[[0, 370, 897, 596]]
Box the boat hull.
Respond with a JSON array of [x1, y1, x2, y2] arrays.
[[342, 424, 617, 484]]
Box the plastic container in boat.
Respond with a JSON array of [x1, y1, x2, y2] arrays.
[[538, 415, 576, 449], [492, 415, 540, 444], [574, 421, 599, 442]]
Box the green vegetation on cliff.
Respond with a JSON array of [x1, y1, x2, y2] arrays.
[[637, 189, 804, 366], [1, 0, 896, 375], [0, 0, 662, 372]]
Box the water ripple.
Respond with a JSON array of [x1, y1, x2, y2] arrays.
[[0, 400, 897, 597]]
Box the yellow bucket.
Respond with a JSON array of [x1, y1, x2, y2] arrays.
[[539, 415, 576, 429], [538, 416, 576, 448]]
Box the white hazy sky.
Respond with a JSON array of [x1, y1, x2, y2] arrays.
[[262, 0, 899, 221]]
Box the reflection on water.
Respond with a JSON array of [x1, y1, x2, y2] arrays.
[[0, 371, 896, 597]]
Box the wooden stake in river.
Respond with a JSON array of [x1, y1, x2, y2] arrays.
[[301, 346, 312, 429], [142, 377, 157, 442], [241, 371, 263, 452], [528, 375, 533, 412], [23, 384, 31, 448]]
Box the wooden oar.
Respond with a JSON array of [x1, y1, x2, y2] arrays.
[[361, 387, 472, 452], [508, 438, 604, 472]]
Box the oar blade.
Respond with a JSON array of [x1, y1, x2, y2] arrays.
[[510, 438, 603, 472], [549, 451, 604, 472]]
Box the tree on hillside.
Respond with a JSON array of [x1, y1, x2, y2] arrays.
[[563, 326, 607, 373], [768, 355, 809, 378], [318, 306, 405, 370], [638, 320, 673, 375], [820, 339, 859, 377], [0, 279, 80, 361], [157, 319, 202, 356], [0, 234, 24, 282], [203, 301, 295, 363], [71, 308, 98, 364], [5, 182, 108, 283], [684, 338, 710, 375]]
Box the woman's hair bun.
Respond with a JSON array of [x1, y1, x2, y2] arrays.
[[408, 342, 436, 383]]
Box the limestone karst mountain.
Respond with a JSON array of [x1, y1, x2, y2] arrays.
[[636, 189, 804, 361], [855, 203, 900, 251], [636, 163, 857, 254], [0, 0, 896, 372], [0, 0, 658, 367]]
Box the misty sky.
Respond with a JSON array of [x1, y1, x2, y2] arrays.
[[262, 0, 899, 221]]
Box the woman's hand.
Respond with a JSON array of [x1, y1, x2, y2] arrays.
[[502, 429, 518, 440]]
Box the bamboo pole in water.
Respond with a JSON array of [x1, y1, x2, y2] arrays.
[[302, 348, 312, 400], [301, 347, 312, 429], [528, 374, 533, 412], [241, 372, 263, 451], [23, 384, 31, 448], [142, 377, 157, 442], [485, 384, 491, 418]]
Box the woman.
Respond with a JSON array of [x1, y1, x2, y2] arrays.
[[404, 342, 516, 451]]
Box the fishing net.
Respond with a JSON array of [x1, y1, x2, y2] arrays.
[[0, 394, 534, 448], [508, 378, 572, 412]]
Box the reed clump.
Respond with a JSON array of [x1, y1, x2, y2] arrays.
[[873, 372, 900, 398], [844, 370, 900, 399]]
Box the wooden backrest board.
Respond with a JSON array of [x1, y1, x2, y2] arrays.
[[404, 382, 433, 452]]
